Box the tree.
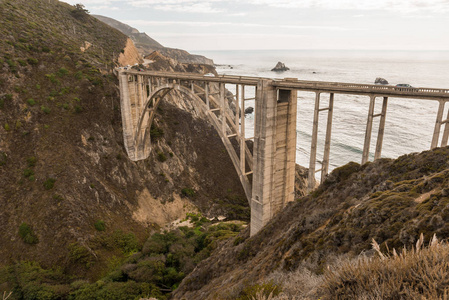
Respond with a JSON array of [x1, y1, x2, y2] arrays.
[[71, 3, 89, 19]]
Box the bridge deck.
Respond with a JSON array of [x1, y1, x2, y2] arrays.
[[122, 70, 449, 100]]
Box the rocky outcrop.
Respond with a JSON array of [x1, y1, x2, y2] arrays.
[[271, 61, 290, 72], [118, 38, 143, 66], [94, 14, 214, 66], [375, 77, 389, 85]]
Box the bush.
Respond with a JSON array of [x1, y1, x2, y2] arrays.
[[27, 58, 39, 65], [27, 156, 37, 167], [27, 98, 36, 106], [0, 152, 6, 166], [23, 168, 34, 178], [94, 220, 106, 231], [18, 223, 39, 244], [4, 123, 10, 131], [57, 67, 69, 77], [181, 188, 195, 198], [74, 105, 83, 113], [150, 124, 164, 140], [157, 151, 167, 162], [41, 105, 51, 114], [43, 178, 56, 190]]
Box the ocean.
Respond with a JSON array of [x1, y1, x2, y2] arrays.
[[193, 50, 449, 175]]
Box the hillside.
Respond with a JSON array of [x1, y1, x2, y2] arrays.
[[173, 147, 449, 299], [93, 14, 214, 65], [0, 0, 248, 283]]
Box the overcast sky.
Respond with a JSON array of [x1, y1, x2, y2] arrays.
[[63, 0, 449, 51]]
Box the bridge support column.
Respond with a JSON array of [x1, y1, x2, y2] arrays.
[[432, 101, 446, 149], [308, 92, 320, 191], [321, 93, 334, 182], [374, 97, 388, 160], [362, 95, 376, 165], [251, 81, 297, 236]]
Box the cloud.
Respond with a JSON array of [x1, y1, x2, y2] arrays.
[[247, 0, 449, 13], [123, 20, 356, 31], [153, 3, 223, 13]]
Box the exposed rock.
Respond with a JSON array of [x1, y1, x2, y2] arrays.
[[118, 38, 144, 66], [244, 107, 254, 115], [375, 77, 389, 85], [271, 61, 290, 72], [94, 14, 214, 66]]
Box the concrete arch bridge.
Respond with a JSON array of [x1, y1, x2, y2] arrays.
[[118, 70, 449, 236]]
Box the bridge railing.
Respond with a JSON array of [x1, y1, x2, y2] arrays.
[[119, 69, 449, 98]]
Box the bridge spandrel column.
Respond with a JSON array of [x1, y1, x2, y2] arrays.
[[250, 82, 297, 236]]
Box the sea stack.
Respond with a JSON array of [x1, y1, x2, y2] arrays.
[[271, 61, 290, 72], [375, 77, 389, 85]]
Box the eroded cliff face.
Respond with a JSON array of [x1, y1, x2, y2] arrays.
[[118, 38, 144, 66]]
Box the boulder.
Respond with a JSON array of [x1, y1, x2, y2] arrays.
[[271, 61, 290, 72], [375, 77, 389, 85], [244, 107, 254, 115]]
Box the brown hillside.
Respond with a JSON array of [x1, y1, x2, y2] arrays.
[[0, 0, 246, 280]]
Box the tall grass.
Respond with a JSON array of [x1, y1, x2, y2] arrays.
[[321, 234, 449, 300]]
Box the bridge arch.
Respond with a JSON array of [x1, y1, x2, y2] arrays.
[[118, 71, 298, 236], [134, 83, 207, 157], [132, 81, 253, 202]]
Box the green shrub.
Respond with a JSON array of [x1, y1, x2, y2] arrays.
[[41, 105, 50, 114], [157, 151, 167, 162], [4, 123, 10, 131], [18, 223, 39, 244], [27, 98, 36, 106], [57, 67, 69, 76], [74, 105, 83, 113], [94, 220, 106, 231], [27, 156, 37, 167], [0, 152, 7, 166], [42, 46, 51, 53], [43, 178, 56, 190], [27, 58, 39, 65], [150, 124, 164, 140], [181, 188, 195, 198], [74, 71, 83, 80], [18, 59, 27, 66], [23, 168, 34, 178]]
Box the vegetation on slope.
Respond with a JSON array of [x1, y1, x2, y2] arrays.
[[0, 0, 248, 288], [173, 147, 449, 299], [0, 214, 244, 299]]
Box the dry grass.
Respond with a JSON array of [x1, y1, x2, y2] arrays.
[[2, 291, 12, 300], [321, 234, 449, 300]]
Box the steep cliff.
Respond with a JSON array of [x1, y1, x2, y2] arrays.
[[0, 0, 246, 281]]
